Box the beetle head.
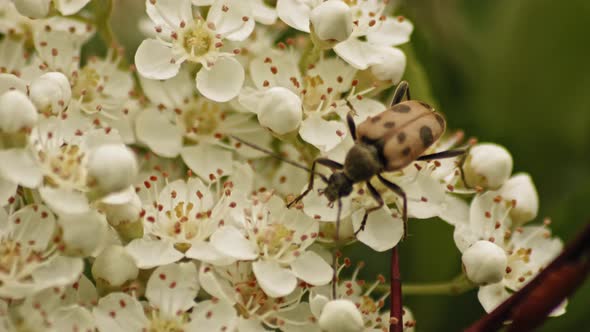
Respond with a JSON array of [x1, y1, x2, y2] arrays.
[[324, 172, 353, 202]]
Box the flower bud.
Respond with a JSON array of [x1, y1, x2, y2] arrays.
[[92, 245, 138, 288], [29, 72, 72, 114], [310, 1, 353, 43], [0, 90, 38, 133], [257, 87, 302, 135], [100, 193, 144, 241], [462, 240, 507, 285], [463, 143, 513, 189], [499, 173, 538, 225], [319, 299, 364, 332], [13, 0, 51, 18], [59, 210, 109, 257], [87, 144, 138, 194]]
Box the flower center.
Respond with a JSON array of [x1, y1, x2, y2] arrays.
[[72, 67, 101, 104], [180, 20, 216, 60], [148, 313, 185, 332], [0, 239, 42, 275], [40, 144, 86, 188], [235, 280, 275, 317], [302, 75, 326, 111], [182, 99, 222, 139], [256, 224, 294, 257]]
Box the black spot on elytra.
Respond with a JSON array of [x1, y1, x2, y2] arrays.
[[370, 115, 382, 123], [420, 126, 434, 148], [397, 132, 406, 143], [383, 121, 395, 128], [435, 114, 445, 128], [402, 146, 411, 156], [391, 104, 411, 113]]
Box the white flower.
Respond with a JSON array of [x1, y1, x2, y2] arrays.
[[94, 262, 237, 332], [26, 114, 125, 214], [127, 166, 253, 268], [319, 299, 364, 332], [15, 275, 97, 331], [199, 262, 314, 330], [453, 191, 566, 315], [208, 193, 332, 297], [136, 68, 267, 179], [477, 225, 565, 316], [463, 143, 513, 189], [0, 205, 83, 299], [310, 260, 417, 331], [498, 173, 538, 225], [240, 53, 358, 152], [135, 0, 252, 102], [462, 240, 507, 285], [277, 0, 413, 84], [92, 245, 139, 288], [310, 0, 353, 43], [0, 89, 38, 133], [87, 144, 138, 194], [319, 2, 412, 83]]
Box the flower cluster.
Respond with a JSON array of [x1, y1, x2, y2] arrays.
[[0, 0, 567, 331]]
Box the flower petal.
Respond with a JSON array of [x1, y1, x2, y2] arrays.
[[352, 206, 403, 252], [207, 0, 252, 39], [146, 0, 193, 31], [0, 149, 42, 188], [196, 56, 244, 102], [135, 108, 183, 157], [334, 38, 384, 70], [39, 187, 90, 215], [94, 293, 149, 332], [146, 262, 199, 318], [210, 226, 258, 260], [181, 143, 233, 182], [366, 17, 413, 46], [125, 238, 184, 269], [252, 260, 297, 297], [291, 251, 333, 286], [140, 69, 193, 108], [54, 0, 90, 15], [299, 114, 347, 153], [135, 39, 181, 80], [277, 0, 312, 32], [187, 300, 238, 331], [252, 0, 277, 25], [185, 241, 236, 266]]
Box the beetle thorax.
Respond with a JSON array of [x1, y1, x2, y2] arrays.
[[343, 143, 384, 182]]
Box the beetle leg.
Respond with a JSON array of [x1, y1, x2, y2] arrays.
[[391, 80, 410, 105], [287, 158, 343, 208], [354, 181, 384, 235], [346, 110, 357, 141], [417, 149, 466, 161], [377, 174, 408, 240]]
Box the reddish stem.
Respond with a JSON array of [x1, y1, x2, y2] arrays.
[[390, 245, 403, 332]]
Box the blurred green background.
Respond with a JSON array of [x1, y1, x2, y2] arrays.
[[110, 0, 590, 330], [369, 0, 590, 331]]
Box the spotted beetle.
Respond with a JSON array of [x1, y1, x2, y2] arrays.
[[285, 80, 465, 238]]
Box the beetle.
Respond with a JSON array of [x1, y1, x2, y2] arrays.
[[284, 80, 466, 238]]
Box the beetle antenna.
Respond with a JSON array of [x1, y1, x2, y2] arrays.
[[230, 135, 328, 182]]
